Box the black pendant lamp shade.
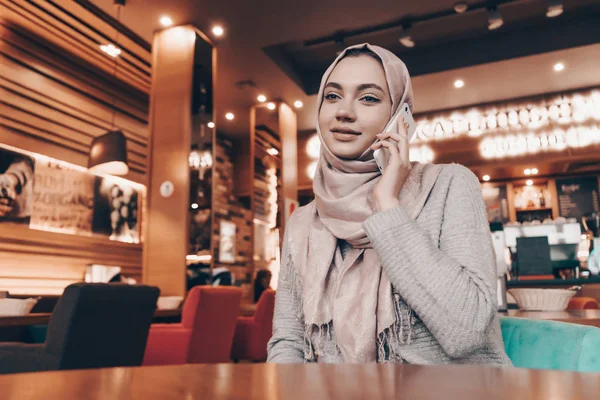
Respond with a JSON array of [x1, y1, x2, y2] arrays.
[[88, 130, 129, 175]]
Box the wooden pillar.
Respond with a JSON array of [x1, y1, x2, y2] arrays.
[[278, 102, 298, 234], [143, 26, 215, 296]]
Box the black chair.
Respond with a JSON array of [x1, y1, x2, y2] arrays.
[[0, 283, 160, 374]]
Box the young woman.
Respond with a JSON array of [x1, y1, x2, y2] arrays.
[[267, 43, 511, 365]]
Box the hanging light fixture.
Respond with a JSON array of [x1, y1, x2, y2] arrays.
[[89, 0, 129, 175]]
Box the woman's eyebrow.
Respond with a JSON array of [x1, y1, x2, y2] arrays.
[[324, 82, 342, 90], [325, 82, 385, 93], [357, 83, 385, 92]]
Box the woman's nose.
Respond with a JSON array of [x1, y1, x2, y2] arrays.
[[335, 104, 356, 122]]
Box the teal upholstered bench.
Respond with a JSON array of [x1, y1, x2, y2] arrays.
[[501, 317, 600, 372]]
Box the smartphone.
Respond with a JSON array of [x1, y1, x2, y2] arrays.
[[373, 102, 416, 173]]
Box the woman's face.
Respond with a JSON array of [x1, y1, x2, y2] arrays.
[[319, 55, 392, 160]]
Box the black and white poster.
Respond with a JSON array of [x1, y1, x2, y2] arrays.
[[30, 160, 95, 235], [91, 177, 140, 243], [0, 147, 35, 223]]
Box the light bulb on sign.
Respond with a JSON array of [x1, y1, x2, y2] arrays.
[[483, 175, 490, 182], [267, 102, 276, 111], [225, 112, 234, 120], [526, 180, 533, 186]]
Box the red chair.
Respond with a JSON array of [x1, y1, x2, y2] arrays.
[[568, 297, 600, 310], [231, 289, 276, 362], [143, 286, 242, 365]]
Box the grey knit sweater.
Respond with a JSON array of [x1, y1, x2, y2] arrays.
[[267, 164, 512, 365]]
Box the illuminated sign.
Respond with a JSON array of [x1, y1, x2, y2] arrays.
[[414, 90, 600, 143]]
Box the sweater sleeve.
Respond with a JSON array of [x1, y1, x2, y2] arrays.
[[363, 165, 497, 358], [267, 227, 306, 363]]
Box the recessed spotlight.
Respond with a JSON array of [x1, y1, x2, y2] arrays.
[[483, 175, 491, 181], [524, 169, 531, 175], [398, 26, 415, 48], [191, 203, 199, 209], [526, 179, 533, 186], [225, 112, 234, 120], [453, 2, 468, 13], [487, 7, 503, 30], [294, 100, 303, 109], [257, 94, 267, 103], [207, 122, 215, 128], [159, 16, 173, 27], [531, 168, 539, 175], [267, 102, 276, 110], [554, 62, 565, 72], [454, 79, 465, 89], [100, 44, 121, 58], [546, 0, 563, 18], [267, 148, 279, 156], [212, 25, 224, 37]]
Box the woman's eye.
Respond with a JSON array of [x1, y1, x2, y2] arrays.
[[361, 95, 380, 103], [325, 93, 340, 100]]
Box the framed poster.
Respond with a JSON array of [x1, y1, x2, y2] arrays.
[[219, 220, 236, 263], [0, 147, 35, 224]]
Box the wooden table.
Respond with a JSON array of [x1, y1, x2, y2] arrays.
[[0, 308, 182, 328], [504, 309, 600, 328], [0, 363, 598, 399]]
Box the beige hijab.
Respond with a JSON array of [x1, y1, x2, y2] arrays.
[[287, 43, 441, 363]]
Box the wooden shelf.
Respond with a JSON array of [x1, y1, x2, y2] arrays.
[[515, 207, 553, 212]]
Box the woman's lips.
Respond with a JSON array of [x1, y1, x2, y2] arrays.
[[331, 128, 361, 141]]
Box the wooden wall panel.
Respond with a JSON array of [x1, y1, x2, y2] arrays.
[[0, 3, 150, 295]]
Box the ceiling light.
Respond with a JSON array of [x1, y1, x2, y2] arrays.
[[257, 94, 267, 103], [267, 148, 279, 156], [191, 203, 199, 210], [487, 7, 503, 30], [100, 44, 121, 58], [553, 62, 565, 72], [524, 168, 531, 175], [207, 122, 215, 128], [225, 112, 234, 120], [483, 175, 490, 181], [267, 102, 276, 110], [159, 16, 173, 27], [454, 79, 465, 89], [398, 26, 415, 48], [453, 2, 468, 13], [546, 0, 564, 18], [531, 168, 539, 175], [294, 100, 303, 109], [212, 25, 224, 37], [526, 179, 533, 186]]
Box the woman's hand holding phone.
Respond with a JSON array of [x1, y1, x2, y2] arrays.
[[369, 118, 411, 212]]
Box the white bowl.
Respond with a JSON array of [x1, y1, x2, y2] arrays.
[[0, 298, 38, 316], [508, 288, 576, 311], [157, 296, 183, 310]]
